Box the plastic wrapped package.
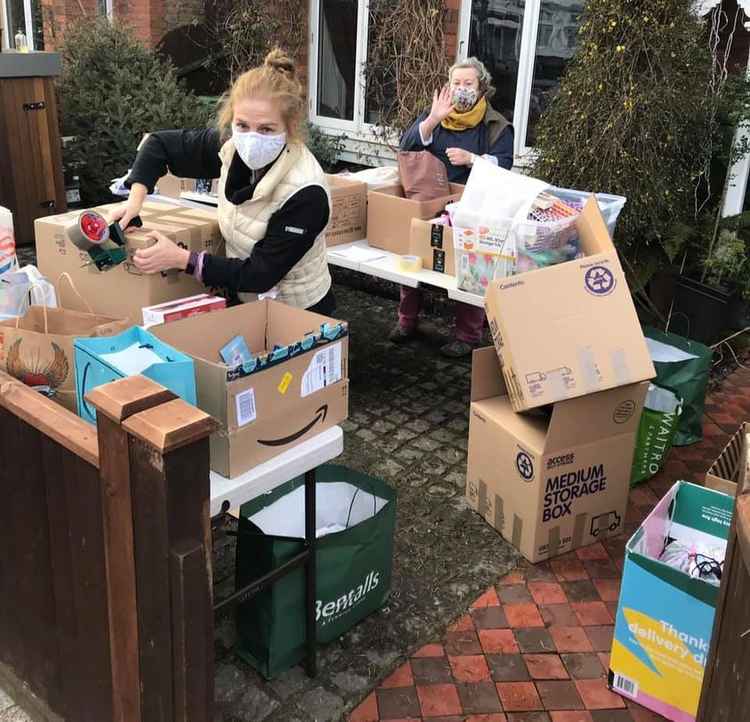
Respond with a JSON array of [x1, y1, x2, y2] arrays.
[[659, 539, 724, 585]]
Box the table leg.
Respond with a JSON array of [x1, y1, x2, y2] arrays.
[[304, 468, 318, 677]]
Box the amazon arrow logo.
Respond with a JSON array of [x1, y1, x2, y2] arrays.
[[257, 405, 328, 447]]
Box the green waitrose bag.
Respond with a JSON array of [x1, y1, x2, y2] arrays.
[[630, 384, 682, 486], [235, 465, 397, 679], [643, 327, 712, 446]]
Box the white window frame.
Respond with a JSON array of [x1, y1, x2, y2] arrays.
[[458, 0, 581, 164], [308, 0, 400, 148], [3, 0, 35, 50]]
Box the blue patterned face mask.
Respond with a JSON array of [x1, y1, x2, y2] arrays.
[[452, 86, 479, 112]]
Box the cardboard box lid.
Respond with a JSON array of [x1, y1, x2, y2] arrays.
[[706, 422, 749, 495], [484, 198, 655, 407], [471, 347, 648, 453]]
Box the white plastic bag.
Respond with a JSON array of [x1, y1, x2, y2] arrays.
[[0, 265, 57, 320], [342, 166, 400, 188], [0, 206, 17, 276]]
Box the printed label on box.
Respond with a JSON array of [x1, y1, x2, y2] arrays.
[[235, 388, 257, 427], [302, 342, 342, 398], [278, 372, 293, 395]]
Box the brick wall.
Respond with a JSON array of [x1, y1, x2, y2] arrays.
[[444, 0, 460, 62]]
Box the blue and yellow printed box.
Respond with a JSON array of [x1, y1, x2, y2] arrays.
[[609, 481, 733, 721]]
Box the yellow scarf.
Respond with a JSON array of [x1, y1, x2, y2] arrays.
[[441, 97, 487, 132]]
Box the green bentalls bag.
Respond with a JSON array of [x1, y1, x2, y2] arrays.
[[235, 465, 397, 679]]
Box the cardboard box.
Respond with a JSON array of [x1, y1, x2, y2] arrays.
[[142, 293, 227, 328], [409, 218, 455, 275], [367, 183, 463, 255], [466, 347, 648, 562], [157, 173, 218, 199], [609, 481, 734, 721], [151, 300, 349, 478], [325, 174, 368, 246], [705, 423, 748, 496], [484, 197, 655, 412], [35, 201, 222, 324]]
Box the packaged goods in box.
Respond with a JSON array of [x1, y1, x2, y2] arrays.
[[142, 294, 227, 328], [484, 197, 655, 412], [151, 300, 349, 478], [75, 325, 197, 424], [367, 183, 463, 255], [409, 218, 455, 275], [705, 423, 748, 496], [466, 347, 648, 562], [35, 200, 222, 324], [325, 174, 368, 246], [609, 481, 734, 722]]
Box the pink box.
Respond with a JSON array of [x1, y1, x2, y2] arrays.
[[142, 293, 226, 328]]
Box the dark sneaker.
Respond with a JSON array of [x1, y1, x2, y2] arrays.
[[389, 323, 416, 343], [440, 339, 477, 358]]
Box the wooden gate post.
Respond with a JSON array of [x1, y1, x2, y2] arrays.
[[88, 377, 217, 722]]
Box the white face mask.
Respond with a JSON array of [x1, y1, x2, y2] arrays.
[[231, 125, 287, 170]]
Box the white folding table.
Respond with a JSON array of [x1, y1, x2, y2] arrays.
[[179, 188, 485, 308]]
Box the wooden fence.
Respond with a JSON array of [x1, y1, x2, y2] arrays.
[[697, 430, 750, 722], [0, 372, 217, 722]]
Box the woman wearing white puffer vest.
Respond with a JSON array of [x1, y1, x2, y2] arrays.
[[112, 48, 336, 315]]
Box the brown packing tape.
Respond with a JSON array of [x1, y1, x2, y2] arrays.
[[494, 493, 504, 533], [512, 515, 523, 549], [548, 527, 561, 558], [572, 512, 587, 549], [478, 480, 490, 518]]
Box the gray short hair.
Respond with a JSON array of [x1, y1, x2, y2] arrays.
[[449, 57, 496, 100]]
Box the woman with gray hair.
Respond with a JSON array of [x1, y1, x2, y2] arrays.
[[392, 57, 513, 357]]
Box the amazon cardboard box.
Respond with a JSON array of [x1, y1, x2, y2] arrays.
[[466, 347, 648, 563], [484, 197, 655, 412], [35, 200, 222, 324], [151, 300, 349, 478], [326, 174, 368, 246], [409, 218, 456, 275], [367, 183, 463, 255], [705, 422, 748, 496]]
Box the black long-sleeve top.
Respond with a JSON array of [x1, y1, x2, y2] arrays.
[[125, 129, 331, 303]]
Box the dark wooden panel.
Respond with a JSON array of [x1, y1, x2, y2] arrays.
[[59, 447, 114, 722], [130, 436, 175, 722], [0, 75, 65, 246]]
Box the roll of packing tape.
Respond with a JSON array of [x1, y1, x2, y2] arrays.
[[67, 211, 110, 251], [397, 255, 423, 273]]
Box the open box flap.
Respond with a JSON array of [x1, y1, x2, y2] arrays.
[[471, 346, 508, 402], [545, 380, 649, 452], [577, 195, 615, 256]]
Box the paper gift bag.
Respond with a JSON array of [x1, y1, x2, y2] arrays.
[[0, 304, 129, 411], [74, 325, 197, 424]]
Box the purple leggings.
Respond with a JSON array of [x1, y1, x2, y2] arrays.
[[397, 286, 485, 344]]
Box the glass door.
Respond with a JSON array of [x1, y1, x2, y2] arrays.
[[458, 0, 583, 158]]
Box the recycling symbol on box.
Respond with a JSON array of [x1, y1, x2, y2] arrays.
[[584, 266, 616, 296], [516, 451, 534, 481]]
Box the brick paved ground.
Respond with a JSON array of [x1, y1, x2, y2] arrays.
[[347, 365, 750, 722]]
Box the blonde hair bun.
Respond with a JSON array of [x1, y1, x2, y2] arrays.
[[264, 48, 296, 79]]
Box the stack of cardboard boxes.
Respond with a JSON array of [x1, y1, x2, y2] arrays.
[[466, 198, 656, 562], [35, 200, 223, 324]]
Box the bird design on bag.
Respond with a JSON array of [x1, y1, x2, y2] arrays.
[[6, 339, 70, 390]]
